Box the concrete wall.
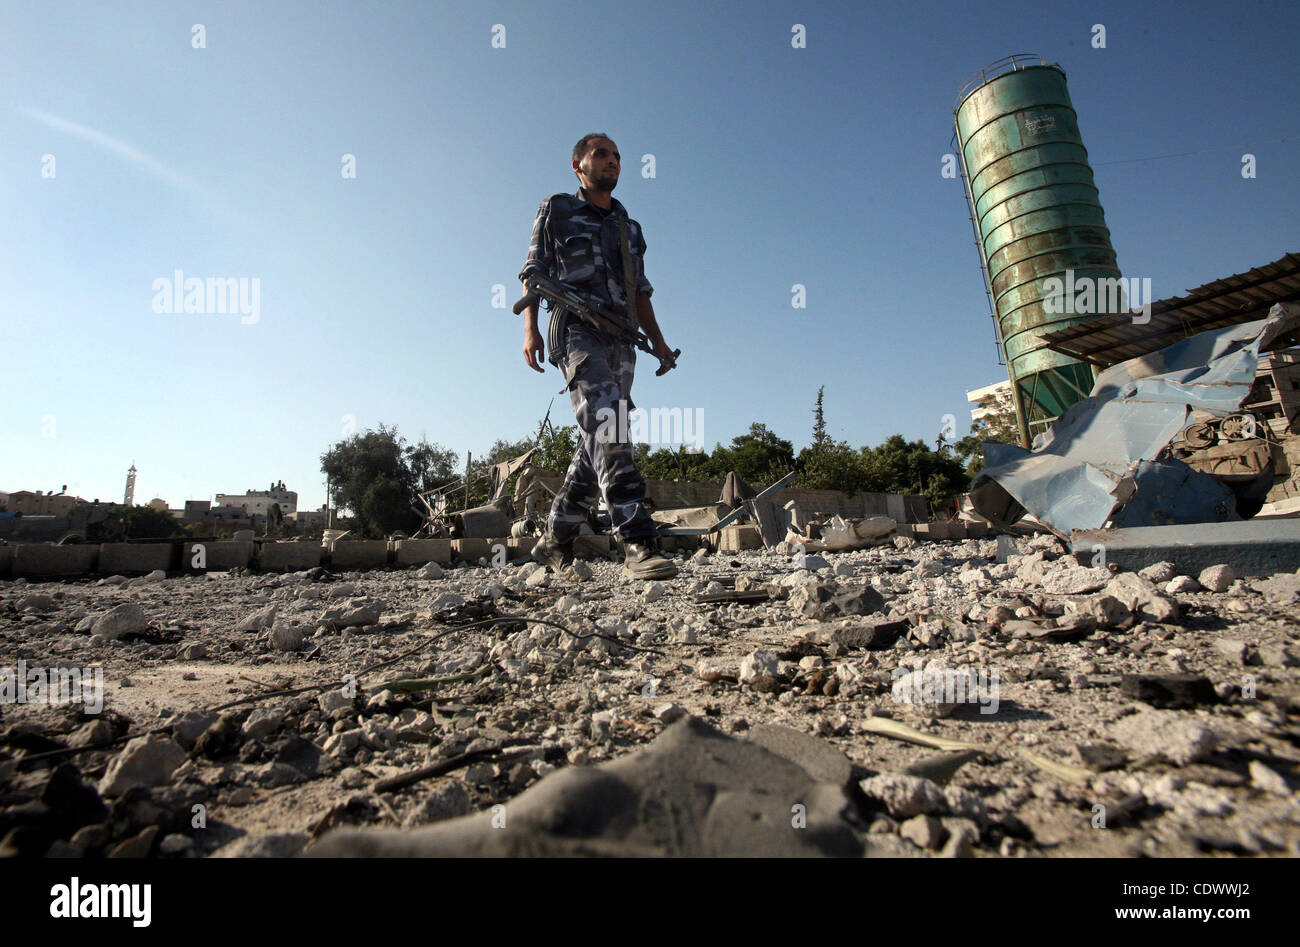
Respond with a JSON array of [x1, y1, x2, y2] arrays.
[[183, 541, 254, 571], [12, 544, 100, 577], [392, 539, 452, 566], [99, 543, 176, 574], [258, 542, 323, 572], [329, 540, 389, 570]]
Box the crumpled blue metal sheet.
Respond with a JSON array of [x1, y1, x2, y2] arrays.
[[971, 302, 1300, 535]]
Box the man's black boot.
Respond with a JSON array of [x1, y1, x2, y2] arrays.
[[532, 533, 574, 573], [622, 536, 678, 580]]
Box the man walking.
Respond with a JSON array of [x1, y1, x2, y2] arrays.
[[518, 133, 677, 580]]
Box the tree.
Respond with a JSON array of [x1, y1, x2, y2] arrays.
[[954, 390, 1020, 476], [121, 505, 182, 539], [860, 434, 970, 509], [321, 423, 459, 537], [726, 423, 795, 487], [797, 387, 868, 491], [812, 385, 828, 448]]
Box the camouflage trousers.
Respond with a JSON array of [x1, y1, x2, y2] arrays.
[[547, 324, 656, 542]]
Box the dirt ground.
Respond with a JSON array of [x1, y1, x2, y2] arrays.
[[2, 532, 1298, 857]]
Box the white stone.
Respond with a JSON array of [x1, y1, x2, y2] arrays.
[[92, 603, 149, 641], [1197, 564, 1237, 593]]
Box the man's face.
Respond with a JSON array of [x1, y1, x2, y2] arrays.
[[575, 138, 620, 191]]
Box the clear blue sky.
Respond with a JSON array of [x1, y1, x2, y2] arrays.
[[3, 0, 1297, 510]]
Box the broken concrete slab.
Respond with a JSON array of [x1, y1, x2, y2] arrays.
[[1071, 520, 1300, 578], [307, 716, 863, 857], [744, 723, 854, 788]]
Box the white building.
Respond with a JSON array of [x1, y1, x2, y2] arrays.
[[966, 380, 1015, 425], [214, 481, 298, 518]]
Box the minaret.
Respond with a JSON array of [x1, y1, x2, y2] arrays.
[[123, 463, 137, 506]]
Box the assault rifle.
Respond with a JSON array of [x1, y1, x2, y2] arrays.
[[513, 272, 680, 373]]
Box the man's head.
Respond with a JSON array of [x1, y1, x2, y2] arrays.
[[572, 133, 620, 193]]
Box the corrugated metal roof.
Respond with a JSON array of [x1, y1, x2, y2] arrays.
[[1038, 251, 1300, 367]]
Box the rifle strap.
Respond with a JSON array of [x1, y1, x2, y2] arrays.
[[616, 213, 639, 332]]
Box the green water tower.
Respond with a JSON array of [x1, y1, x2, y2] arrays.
[[955, 54, 1123, 446]]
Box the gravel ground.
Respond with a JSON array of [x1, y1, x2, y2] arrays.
[[2, 532, 1298, 858]]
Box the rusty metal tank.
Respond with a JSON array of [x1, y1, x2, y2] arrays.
[[955, 55, 1123, 444]]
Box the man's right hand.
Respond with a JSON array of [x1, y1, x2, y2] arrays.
[[524, 327, 546, 373]]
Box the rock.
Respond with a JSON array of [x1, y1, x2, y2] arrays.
[[319, 690, 353, 715], [1110, 710, 1218, 765], [1257, 641, 1298, 667], [739, 650, 779, 687], [180, 643, 208, 660], [939, 822, 978, 858], [525, 569, 550, 588], [92, 604, 149, 640], [1197, 564, 1237, 593], [1042, 566, 1112, 595], [107, 825, 160, 859], [141, 569, 166, 583], [402, 779, 472, 827], [1119, 673, 1217, 709], [800, 554, 830, 571], [169, 711, 219, 748], [890, 665, 986, 717], [417, 562, 444, 579], [652, 703, 687, 725], [159, 833, 194, 856], [1087, 594, 1131, 628], [1074, 742, 1128, 771], [1138, 561, 1178, 583], [1103, 573, 1180, 623], [1250, 573, 1300, 605], [1248, 761, 1290, 795], [241, 708, 284, 741], [568, 559, 593, 581], [268, 621, 304, 651], [642, 581, 666, 603], [323, 600, 383, 628], [235, 604, 277, 634], [1166, 575, 1201, 594], [17, 593, 56, 611], [859, 773, 947, 818], [1213, 638, 1248, 665], [98, 737, 187, 796], [309, 717, 863, 857], [213, 832, 310, 858], [899, 814, 946, 850], [97, 575, 128, 587]]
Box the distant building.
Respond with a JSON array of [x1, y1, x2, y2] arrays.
[[3, 490, 82, 517], [214, 480, 297, 518], [288, 506, 329, 530], [967, 380, 1015, 425]]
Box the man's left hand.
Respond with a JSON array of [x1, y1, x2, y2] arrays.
[[652, 338, 677, 376]]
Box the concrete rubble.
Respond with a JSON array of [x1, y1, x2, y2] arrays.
[[0, 531, 1297, 858]]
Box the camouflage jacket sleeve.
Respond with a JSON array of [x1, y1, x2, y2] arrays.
[[518, 198, 554, 283]]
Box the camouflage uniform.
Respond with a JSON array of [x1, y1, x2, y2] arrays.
[[520, 188, 657, 542]]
